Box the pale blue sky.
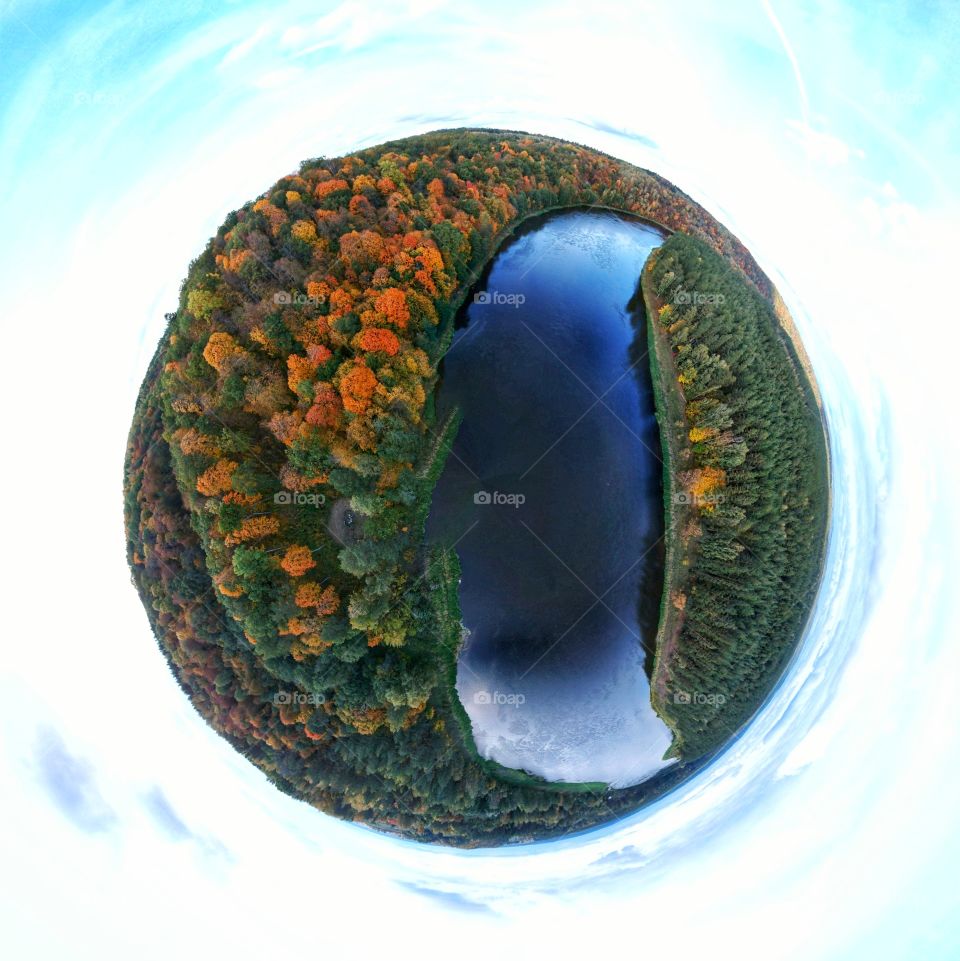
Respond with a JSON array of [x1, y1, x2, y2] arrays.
[[1, 1, 958, 958]]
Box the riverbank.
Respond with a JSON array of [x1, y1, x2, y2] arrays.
[[639, 233, 831, 761], [641, 261, 691, 757], [435, 202, 675, 358]]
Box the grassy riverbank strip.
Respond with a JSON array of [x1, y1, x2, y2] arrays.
[[641, 258, 691, 757]]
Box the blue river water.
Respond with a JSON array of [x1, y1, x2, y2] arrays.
[[427, 209, 675, 785]]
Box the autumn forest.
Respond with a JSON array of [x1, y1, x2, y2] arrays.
[[124, 128, 828, 845]]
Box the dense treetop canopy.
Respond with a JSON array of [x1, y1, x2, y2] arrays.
[[124, 129, 825, 845]]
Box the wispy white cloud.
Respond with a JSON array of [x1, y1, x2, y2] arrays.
[[31, 728, 118, 835], [787, 119, 866, 165]]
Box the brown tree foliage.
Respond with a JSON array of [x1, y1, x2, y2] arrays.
[[304, 384, 342, 428]]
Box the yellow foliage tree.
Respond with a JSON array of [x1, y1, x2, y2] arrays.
[[291, 219, 317, 244], [687, 467, 727, 512], [187, 287, 227, 320]]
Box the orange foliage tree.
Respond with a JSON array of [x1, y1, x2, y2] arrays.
[[374, 288, 410, 328], [287, 354, 317, 393], [280, 545, 316, 577], [196, 458, 237, 496], [294, 582, 340, 614], [224, 515, 281, 546], [202, 332, 240, 372], [356, 327, 400, 356], [338, 363, 378, 414]]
